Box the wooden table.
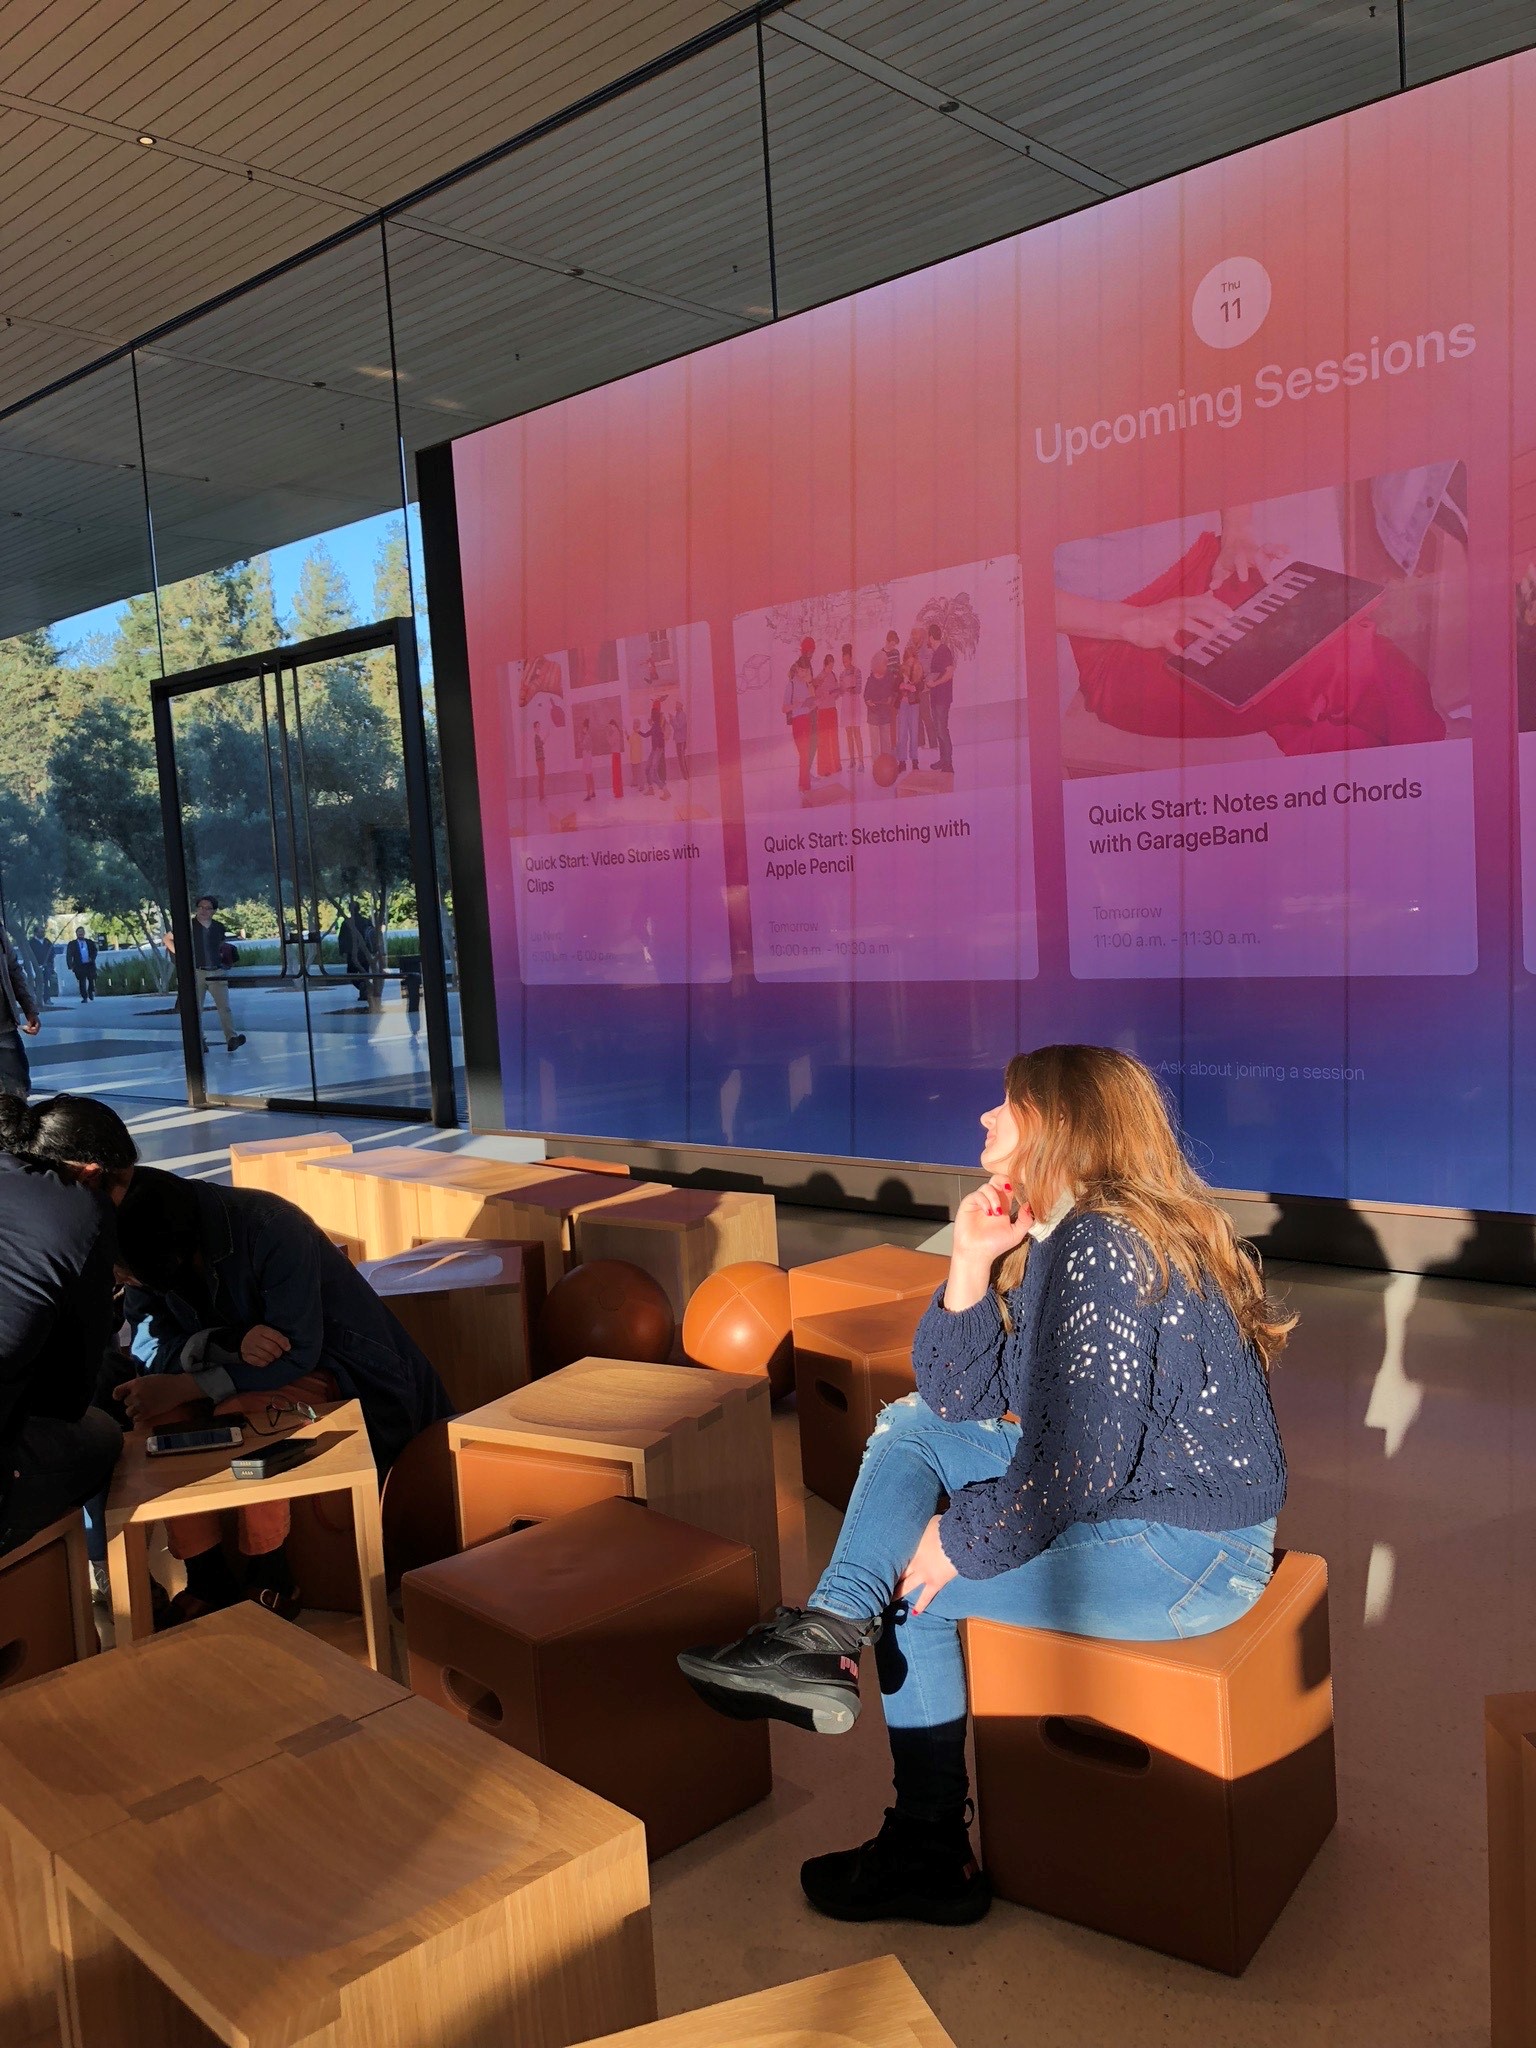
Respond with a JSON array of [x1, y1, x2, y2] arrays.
[[576, 1955, 955, 2046], [460, 1173, 668, 1282], [103, 1400, 391, 1672], [571, 1188, 779, 1321], [448, 1358, 781, 1611], [0, 1603, 406, 2048], [53, 1690, 654, 2048], [787, 1243, 949, 1322]]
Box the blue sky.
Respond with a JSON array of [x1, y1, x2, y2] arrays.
[[50, 506, 419, 662]]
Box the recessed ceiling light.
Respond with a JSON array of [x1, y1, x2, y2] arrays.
[[137, 134, 156, 146]]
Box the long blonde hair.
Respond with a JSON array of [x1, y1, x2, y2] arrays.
[[994, 1045, 1295, 1370]]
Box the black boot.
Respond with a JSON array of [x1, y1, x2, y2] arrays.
[[677, 1606, 877, 1735], [800, 1806, 992, 1925]]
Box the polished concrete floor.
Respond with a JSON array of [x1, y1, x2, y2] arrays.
[[119, 1100, 1513, 2043]]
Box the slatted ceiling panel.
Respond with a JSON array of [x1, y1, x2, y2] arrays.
[[384, 221, 730, 445], [761, 28, 1092, 318], [797, 0, 1401, 192], [406, 37, 772, 320], [1407, 0, 1536, 83]]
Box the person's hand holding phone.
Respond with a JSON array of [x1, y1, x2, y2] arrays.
[[240, 1324, 291, 1368]]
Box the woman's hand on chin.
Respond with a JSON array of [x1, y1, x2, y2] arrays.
[[896, 1515, 960, 1615], [945, 1180, 1033, 1309]]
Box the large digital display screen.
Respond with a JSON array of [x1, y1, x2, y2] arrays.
[[452, 51, 1536, 1213]]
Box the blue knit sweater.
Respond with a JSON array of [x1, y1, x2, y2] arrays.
[[914, 1209, 1287, 1581]]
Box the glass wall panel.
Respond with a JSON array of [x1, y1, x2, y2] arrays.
[[0, 356, 183, 1104], [135, 237, 455, 1116]]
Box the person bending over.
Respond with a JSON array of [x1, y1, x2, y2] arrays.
[[0, 1095, 134, 1557], [113, 1167, 453, 1624], [681, 1044, 1292, 1926]]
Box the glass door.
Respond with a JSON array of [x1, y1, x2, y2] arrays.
[[152, 621, 457, 1123]]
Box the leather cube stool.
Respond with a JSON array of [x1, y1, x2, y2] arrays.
[[965, 1549, 1335, 1973], [0, 1511, 95, 1692], [403, 1497, 771, 1857], [792, 1297, 928, 1509], [788, 1244, 947, 1323]]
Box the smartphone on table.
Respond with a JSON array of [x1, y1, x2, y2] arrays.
[[145, 1423, 244, 1458]]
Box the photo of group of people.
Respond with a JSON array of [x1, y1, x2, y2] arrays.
[[1055, 463, 1471, 778], [508, 623, 716, 832], [733, 558, 1023, 812]]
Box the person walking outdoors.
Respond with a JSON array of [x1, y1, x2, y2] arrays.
[[925, 621, 957, 774], [839, 643, 865, 773], [29, 927, 58, 1006], [65, 926, 98, 1003], [338, 901, 376, 1005], [784, 644, 817, 796], [607, 718, 625, 799], [168, 896, 246, 1052], [0, 927, 41, 1100]]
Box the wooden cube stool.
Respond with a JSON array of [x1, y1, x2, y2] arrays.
[[0, 1602, 405, 2048], [292, 1148, 435, 1259], [404, 1497, 771, 1857], [787, 1244, 947, 1322], [229, 1131, 351, 1204], [448, 1358, 780, 1610], [547, 1155, 631, 1176], [50, 1690, 655, 2048], [576, 1954, 956, 2045], [792, 1297, 928, 1509], [573, 1188, 779, 1321], [468, 1172, 668, 1282], [0, 1511, 96, 1697], [965, 1549, 1335, 1973], [362, 1239, 545, 1410]]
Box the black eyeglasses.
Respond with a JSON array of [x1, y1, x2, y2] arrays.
[[245, 1399, 320, 1437]]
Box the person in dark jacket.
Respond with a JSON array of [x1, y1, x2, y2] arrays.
[[680, 1045, 1293, 1927], [0, 926, 41, 1100], [64, 927, 98, 1002], [166, 895, 246, 1051], [0, 1095, 132, 1557], [114, 1168, 452, 1622]]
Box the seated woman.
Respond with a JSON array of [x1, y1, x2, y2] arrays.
[[680, 1044, 1292, 1926], [113, 1167, 453, 1623]]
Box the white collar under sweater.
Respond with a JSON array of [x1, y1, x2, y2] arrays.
[[1026, 1190, 1076, 1244]]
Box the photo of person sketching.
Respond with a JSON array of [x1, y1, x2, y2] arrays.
[[1056, 467, 1468, 778]]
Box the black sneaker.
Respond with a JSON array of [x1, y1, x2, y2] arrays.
[[677, 1606, 875, 1735], [227, 1033, 247, 1050], [800, 1806, 992, 1925]]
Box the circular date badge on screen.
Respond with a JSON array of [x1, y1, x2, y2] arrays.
[[1191, 257, 1272, 349]]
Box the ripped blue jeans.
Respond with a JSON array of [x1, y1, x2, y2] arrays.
[[809, 1393, 1276, 1820]]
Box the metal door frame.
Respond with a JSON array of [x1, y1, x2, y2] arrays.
[[151, 616, 457, 1127]]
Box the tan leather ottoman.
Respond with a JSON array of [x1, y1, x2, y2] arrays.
[[792, 1297, 928, 1509], [788, 1244, 947, 1322], [362, 1238, 545, 1410], [965, 1549, 1335, 1973], [403, 1497, 771, 1858], [448, 1357, 780, 1609]]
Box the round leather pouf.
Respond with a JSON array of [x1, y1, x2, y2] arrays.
[[536, 1258, 675, 1376], [681, 1260, 794, 1399]]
